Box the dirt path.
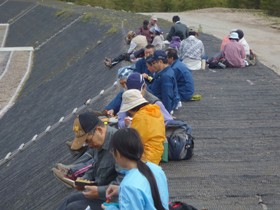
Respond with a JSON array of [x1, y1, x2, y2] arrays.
[[142, 8, 280, 75]]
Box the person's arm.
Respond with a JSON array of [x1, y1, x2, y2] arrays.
[[117, 186, 145, 210], [127, 41, 137, 54], [117, 112, 129, 129], [104, 91, 124, 114], [155, 101, 173, 122], [240, 45, 246, 59], [166, 26, 175, 42], [160, 75, 175, 113], [201, 41, 205, 58]]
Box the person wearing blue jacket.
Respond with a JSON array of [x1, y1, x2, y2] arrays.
[[134, 44, 155, 88], [102, 128, 169, 210], [166, 48, 194, 101], [147, 50, 179, 113]]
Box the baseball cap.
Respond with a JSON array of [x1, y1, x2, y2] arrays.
[[117, 65, 134, 80], [126, 72, 145, 90], [146, 50, 167, 63], [71, 112, 101, 150]]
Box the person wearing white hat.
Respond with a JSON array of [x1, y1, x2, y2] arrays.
[[120, 89, 165, 165], [222, 31, 246, 68], [149, 15, 159, 34]]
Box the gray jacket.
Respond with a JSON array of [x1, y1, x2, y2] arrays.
[[167, 22, 189, 41], [82, 126, 124, 200]]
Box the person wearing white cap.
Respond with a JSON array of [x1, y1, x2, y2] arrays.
[[222, 31, 246, 68], [119, 89, 165, 165], [149, 15, 158, 34], [220, 28, 237, 51]]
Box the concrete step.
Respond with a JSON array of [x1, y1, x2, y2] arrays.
[[0, 51, 10, 76], [0, 24, 9, 47], [0, 49, 33, 117]]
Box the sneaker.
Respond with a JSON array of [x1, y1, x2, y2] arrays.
[[175, 101, 182, 110], [55, 163, 71, 175], [65, 140, 73, 148], [52, 168, 75, 188], [191, 94, 202, 101], [104, 57, 112, 68]]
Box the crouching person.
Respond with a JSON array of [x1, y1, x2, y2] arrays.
[[56, 112, 123, 210]]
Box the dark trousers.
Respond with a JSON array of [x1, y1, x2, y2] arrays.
[[56, 192, 103, 210], [111, 48, 145, 67]]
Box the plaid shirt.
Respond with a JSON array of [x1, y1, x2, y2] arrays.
[[179, 35, 205, 60]]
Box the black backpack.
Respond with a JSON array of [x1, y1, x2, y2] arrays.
[[165, 120, 194, 161], [169, 201, 198, 210]]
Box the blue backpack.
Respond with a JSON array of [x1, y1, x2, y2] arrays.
[[165, 120, 194, 160]]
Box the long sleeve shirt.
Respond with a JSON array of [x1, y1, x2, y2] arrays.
[[106, 162, 169, 210], [127, 35, 147, 54], [222, 40, 246, 68], [171, 59, 194, 101], [150, 66, 179, 113], [179, 35, 205, 61], [82, 126, 124, 200]]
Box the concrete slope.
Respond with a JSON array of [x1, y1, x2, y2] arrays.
[[0, 1, 279, 210], [0, 0, 34, 23]]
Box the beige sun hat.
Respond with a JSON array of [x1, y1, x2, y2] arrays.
[[120, 89, 148, 113]]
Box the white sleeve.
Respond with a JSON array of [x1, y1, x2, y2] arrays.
[[127, 41, 137, 54]]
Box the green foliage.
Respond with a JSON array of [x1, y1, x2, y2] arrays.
[[55, 9, 73, 18], [264, 0, 280, 16], [55, 10, 66, 17], [107, 26, 118, 34], [59, 0, 280, 17], [81, 12, 94, 22]]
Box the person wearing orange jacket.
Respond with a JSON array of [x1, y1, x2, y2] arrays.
[[119, 89, 165, 165]]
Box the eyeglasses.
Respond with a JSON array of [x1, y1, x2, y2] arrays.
[[85, 128, 96, 144]]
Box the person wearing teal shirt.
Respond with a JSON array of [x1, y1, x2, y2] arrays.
[[100, 128, 169, 210]]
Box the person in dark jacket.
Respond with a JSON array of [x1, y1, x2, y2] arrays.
[[166, 48, 194, 101], [137, 19, 152, 43], [134, 44, 155, 87], [56, 112, 123, 210], [166, 15, 189, 42], [147, 50, 179, 113]]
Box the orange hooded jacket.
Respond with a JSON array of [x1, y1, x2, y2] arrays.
[[131, 104, 165, 165]]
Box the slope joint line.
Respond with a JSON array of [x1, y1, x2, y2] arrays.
[[0, 50, 13, 81], [0, 0, 8, 7], [246, 79, 254, 85], [0, 82, 118, 167], [9, 4, 38, 25], [35, 14, 83, 51], [1, 24, 9, 47]]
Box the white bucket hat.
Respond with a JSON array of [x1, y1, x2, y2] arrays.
[[120, 89, 148, 113], [229, 32, 239, 40]]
